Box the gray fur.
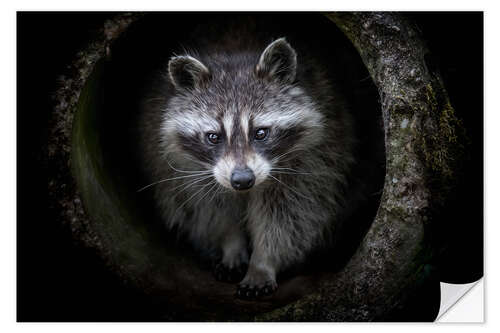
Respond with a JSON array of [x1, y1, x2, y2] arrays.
[[139, 37, 357, 297]]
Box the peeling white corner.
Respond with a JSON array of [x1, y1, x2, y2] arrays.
[[436, 279, 484, 322]]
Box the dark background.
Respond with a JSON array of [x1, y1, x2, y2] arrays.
[[17, 12, 483, 321]]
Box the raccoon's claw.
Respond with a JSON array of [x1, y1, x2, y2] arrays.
[[213, 262, 247, 283], [236, 280, 277, 299]]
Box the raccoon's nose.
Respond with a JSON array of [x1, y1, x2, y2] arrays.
[[230, 168, 255, 190]]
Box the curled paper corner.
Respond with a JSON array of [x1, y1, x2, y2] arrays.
[[436, 278, 484, 322]]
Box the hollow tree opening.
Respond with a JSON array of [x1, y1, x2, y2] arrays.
[[70, 13, 385, 320]]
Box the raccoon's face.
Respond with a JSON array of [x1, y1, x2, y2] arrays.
[[162, 38, 324, 192]]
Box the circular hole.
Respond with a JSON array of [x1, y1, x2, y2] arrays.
[[72, 13, 385, 320]]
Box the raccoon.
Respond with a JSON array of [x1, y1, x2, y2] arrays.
[[139, 37, 357, 299]]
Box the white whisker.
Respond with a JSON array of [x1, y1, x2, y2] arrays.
[[172, 180, 217, 218], [271, 148, 307, 163], [271, 171, 311, 176], [269, 174, 313, 202], [168, 174, 214, 193], [193, 181, 219, 207], [271, 167, 311, 175], [165, 158, 211, 174], [137, 172, 211, 192], [207, 184, 223, 205]]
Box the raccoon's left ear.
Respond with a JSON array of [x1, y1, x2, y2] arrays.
[[256, 38, 297, 84]]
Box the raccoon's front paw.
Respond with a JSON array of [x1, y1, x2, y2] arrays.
[[236, 280, 277, 299], [236, 263, 278, 299], [213, 262, 248, 283]]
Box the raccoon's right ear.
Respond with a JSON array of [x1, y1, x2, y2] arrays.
[[256, 38, 297, 84], [168, 55, 211, 90]]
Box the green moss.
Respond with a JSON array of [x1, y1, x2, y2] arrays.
[[421, 84, 465, 180], [409, 83, 468, 208], [388, 205, 408, 219]]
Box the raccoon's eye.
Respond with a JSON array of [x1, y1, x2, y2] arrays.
[[206, 132, 222, 145], [254, 128, 269, 141]]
